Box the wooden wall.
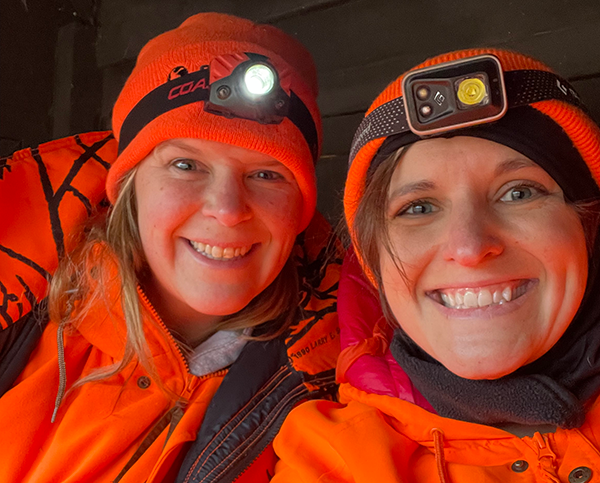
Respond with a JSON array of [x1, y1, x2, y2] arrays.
[[3, 0, 600, 221], [96, 0, 600, 221]]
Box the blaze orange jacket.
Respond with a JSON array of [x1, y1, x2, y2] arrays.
[[271, 251, 600, 483], [0, 133, 341, 483], [273, 384, 600, 483]]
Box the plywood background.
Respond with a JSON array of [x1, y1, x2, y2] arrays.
[[2, 0, 600, 221]]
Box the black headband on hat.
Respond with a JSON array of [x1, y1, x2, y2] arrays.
[[370, 106, 600, 203], [117, 55, 319, 163]]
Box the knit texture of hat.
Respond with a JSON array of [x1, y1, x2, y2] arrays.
[[109, 12, 322, 231], [344, 48, 600, 239]]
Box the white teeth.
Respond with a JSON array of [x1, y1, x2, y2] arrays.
[[189, 240, 252, 260], [463, 291, 478, 308], [478, 290, 493, 307], [438, 284, 520, 309], [192, 241, 206, 252]]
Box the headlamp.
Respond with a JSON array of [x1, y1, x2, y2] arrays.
[[402, 55, 506, 135], [243, 63, 276, 96], [349, 54, 584, 165], [204, 53, 289, 125], [118, 52, 319, 162]]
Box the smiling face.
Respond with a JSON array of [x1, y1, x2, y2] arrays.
[[134, 138, 302, 340], [379, 136, 588, 379]]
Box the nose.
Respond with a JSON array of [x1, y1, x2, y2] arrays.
[[441, 203, 504, 267], [201, 173, 252, 227]]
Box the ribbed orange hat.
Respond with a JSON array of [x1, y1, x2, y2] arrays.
[[345, 48, 600, 238], [109, 12, 322, 231]]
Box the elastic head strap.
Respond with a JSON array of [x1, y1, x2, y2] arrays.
[[118, 64, 319, 162], [349, 70, 584, 166]]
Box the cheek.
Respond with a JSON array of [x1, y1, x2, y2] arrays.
[[136, 180, 197, 249], [381, 226, 437, 298], [257, 188, 304, 240], [379, 248, 415, 318], [510, 206, 587, 346], [522, 207, 587, 274]]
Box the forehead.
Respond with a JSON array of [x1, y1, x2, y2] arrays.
[[393, 136, 541, 181]]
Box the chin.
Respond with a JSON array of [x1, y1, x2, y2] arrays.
[[441, 354, 525, 381], [189, 291, 258, 317]]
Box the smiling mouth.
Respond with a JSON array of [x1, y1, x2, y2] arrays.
[[189, 240, 253, 261], [429, 280, 535, 310]]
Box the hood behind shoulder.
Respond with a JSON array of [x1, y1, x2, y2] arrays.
[[337, 248, 432, 410]]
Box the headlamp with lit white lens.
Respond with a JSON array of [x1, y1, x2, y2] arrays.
[[348, 54, 584, 165], [118, 52, 319, 162], [243, 63, 276, 96], [205, 54, 290, 124]]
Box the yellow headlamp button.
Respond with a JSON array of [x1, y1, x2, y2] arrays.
[[457, 78, 487, 105]]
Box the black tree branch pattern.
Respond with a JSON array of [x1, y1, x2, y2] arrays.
[[286, 233, 342, 349], [0, 133, 114, 328], [32, 134, 113, 259], [0, 157, 11, 180]]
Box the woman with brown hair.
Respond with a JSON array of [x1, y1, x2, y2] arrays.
[[0, 12, 339, 483], [272, 49, 600, 481]]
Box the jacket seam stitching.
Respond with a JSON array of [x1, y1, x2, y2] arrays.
[[195, 371, 294, 477], [183, 365, 291, 482], [198, 383, 308, 483], [200, 374, 334, 483]]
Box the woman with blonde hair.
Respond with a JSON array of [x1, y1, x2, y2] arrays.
[[272, 49, 600, 481], [0, 12, 339, 483]]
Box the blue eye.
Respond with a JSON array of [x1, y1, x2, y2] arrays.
[[172, 159, 195, 171], [500, 183, 547, 202], [253, 170, 283, 181], [398, 200, 437, 216]]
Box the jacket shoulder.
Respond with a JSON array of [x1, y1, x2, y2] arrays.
[[0, 132, 116, 329]]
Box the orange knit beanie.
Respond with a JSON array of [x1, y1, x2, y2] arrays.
[[109, 12, 322, 231], [345, 48, 600, 238]]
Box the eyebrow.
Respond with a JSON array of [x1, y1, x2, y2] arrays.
[[388, 157, 539, 199], [389, 180, 437, 199], [494, 157, 538, 177], [154, 140, 198, 156]]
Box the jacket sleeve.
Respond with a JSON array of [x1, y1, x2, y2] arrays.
[[0, 132, 116, 370]]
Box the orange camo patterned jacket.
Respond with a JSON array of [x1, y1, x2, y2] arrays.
[[0, 132, 341, 483]]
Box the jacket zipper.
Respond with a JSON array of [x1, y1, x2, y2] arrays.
[[137, 287, 229, 384], [137, 286, 191, 374], [122, 288, 229, 483], [533, 432, 560, 483]]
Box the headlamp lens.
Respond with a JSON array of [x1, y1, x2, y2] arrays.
[[456, 77, 488, 106], [244, 64, 276, 95]]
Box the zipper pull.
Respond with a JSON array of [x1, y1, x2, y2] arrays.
[[533, 432, 560, 483]]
